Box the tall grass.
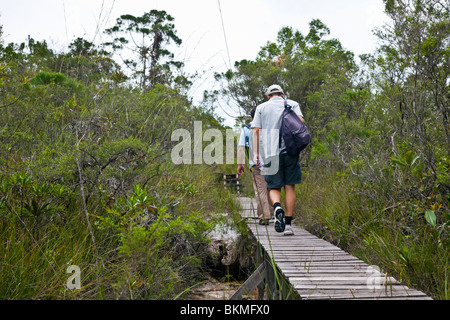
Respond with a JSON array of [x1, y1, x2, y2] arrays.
[[0, 212, 105, 299], [294, 167, 449, 300], [0, 163, 238, 300]]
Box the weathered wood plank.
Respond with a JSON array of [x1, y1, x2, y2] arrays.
[[293, 283, 417, 290], [298, 291, 431, 300], [295, 288, 429, 296], [273, 255, 362, 261], [273, 256, 363, 262], [259, 244, 344, 249], [267, 249, 354, 253], [281, 270, 379, 275], [230, 263, 265, 300], [284, 273, 391, 280], [289, 276, 399, 282], [275, 260, 367, 265]]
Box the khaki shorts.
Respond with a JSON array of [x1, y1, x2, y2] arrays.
[[264, 153, 302, 189]]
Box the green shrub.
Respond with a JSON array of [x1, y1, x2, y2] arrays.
[[31, 71, 66, 85]]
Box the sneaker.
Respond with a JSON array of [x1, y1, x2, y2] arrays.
[[274, 206, 285, 233], [284, 225, 294, 236], [259, 219, 270, 225]]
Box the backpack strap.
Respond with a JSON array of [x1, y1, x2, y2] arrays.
[[280, 101, 287, 148], [284, 99, 292, 110], [280, 99, 293, 149]]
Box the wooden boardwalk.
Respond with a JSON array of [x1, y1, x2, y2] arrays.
[[236, 197, 432, 300]]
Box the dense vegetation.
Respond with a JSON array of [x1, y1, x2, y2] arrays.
[[0, 10, 235, 299], [214, 0, 449, 300], [0, 0, 448, 300]]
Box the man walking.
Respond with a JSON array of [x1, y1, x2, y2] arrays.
[[252, 85, 304, 236], [237, 107, 272, 225]]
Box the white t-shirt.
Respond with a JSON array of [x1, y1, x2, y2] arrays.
[[252, 96, 303, 160]]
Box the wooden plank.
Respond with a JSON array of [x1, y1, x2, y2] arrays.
[[293, 283, 415, 290], [230, 263, 265, 300], [257, 238, 341, 243], [298, 291, 431, 300], [261, 244, 342, 248], [263, 246, 347, 251], [295, 288, 430, 296], [291, 282, 403, 289], [269, 252, 359, 257], [281, 270, 371, 275], [276, 262, 364, 268], [271, 251, 358, 256], [258, 238, 344, 243], [272, 254, 361, 260], [276, 265, 369, 271], [280, 267, 370, 271], [259, 244, 344, 249], [281, 270, 379, 275], [273, 256, 362, 262], [275, 259, 367, 264], [289, 276, 399, 282], [264, 254, 278, 300], [284, 273, 392, 280], [276, 259, 367, 264], [265, 248, 347, 253]]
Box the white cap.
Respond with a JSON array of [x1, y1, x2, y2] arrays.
[[265, 84, 284, 96]]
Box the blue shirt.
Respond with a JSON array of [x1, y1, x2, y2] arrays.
[[238, 121, 264, 167]]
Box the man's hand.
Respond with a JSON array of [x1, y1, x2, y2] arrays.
[[237, 164, 245, 176], [253, 127, 261, 168], [253, 154, 261, 168]]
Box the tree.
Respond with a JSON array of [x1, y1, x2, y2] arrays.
[[213, 20, 357, 130], [104, 10, 183, 90], [371, 0, 449, 168], [61, 37, 121, 85]]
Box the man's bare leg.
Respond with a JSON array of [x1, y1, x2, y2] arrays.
[[269, 188, 281, 206], [269, 186, 295, 216], [284, 185, 296, 218], [269, 188, 286, 232]]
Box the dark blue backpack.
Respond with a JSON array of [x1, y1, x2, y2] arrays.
[[280, 100, 311, 156]]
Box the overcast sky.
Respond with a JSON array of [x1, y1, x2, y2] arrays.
[[0, 0, 390, 125]]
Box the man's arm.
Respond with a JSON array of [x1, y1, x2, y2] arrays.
[[237, 145, 246, 175], [292, 101, 305, 123], [253, 127, 261, 167]]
